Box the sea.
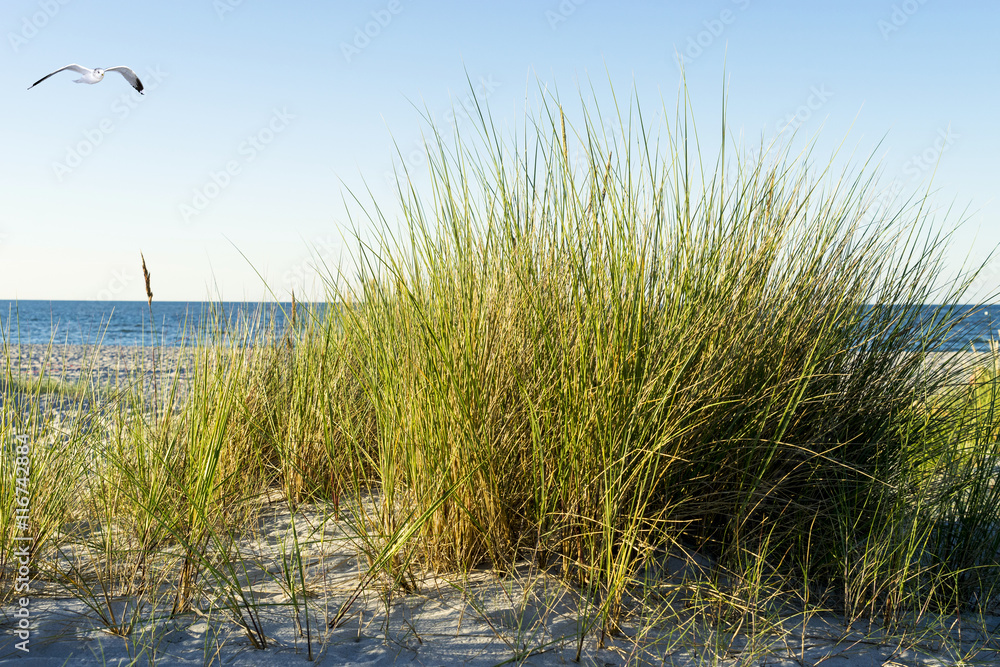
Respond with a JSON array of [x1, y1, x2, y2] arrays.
[[0, 300, 304, 347], [0, 300, 998, 352]]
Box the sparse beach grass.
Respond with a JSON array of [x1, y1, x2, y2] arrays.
[[3, 85, 1000, 665]]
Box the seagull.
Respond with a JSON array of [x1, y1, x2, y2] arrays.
[[28, 64, 144, 94]]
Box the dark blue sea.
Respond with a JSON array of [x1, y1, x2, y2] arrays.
[[0, 301, 997, 351], [0, 300, 308, 347]]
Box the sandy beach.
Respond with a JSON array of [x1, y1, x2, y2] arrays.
[[1, 344, 195, 386], [2, 344, 989, 382], [5, 499, 999, 666], [2, 345, 1000, 665], [5, 0, 996, 659]]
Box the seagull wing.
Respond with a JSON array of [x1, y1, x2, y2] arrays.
[[105, 66, 144, 94], [28, 64, 93, 90]]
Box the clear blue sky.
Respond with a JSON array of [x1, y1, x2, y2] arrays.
[[1, 0, 997, 301]]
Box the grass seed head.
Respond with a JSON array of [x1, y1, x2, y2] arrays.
[[141, 252, 153, 307]]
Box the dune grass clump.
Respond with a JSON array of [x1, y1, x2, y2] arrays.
[[281, 84, 996, 633], [3, 83, 1000, 662]]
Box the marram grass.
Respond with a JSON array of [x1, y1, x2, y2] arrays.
[[2, 84, 999, 659], [319, 88, 989, 606]]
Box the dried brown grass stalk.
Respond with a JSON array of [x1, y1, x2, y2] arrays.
[[141, 252, 153, 307], [141, 252, 158, 409]]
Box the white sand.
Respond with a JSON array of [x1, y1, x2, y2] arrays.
[[5, 501, 998, 665], [1, 344, 194, 386], [3, 346, 1000, 664]]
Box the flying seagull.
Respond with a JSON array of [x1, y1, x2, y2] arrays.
[[28, 64, 144, 94]]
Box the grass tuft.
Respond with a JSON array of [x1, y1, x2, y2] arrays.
[[3, 80, 999, 663]]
